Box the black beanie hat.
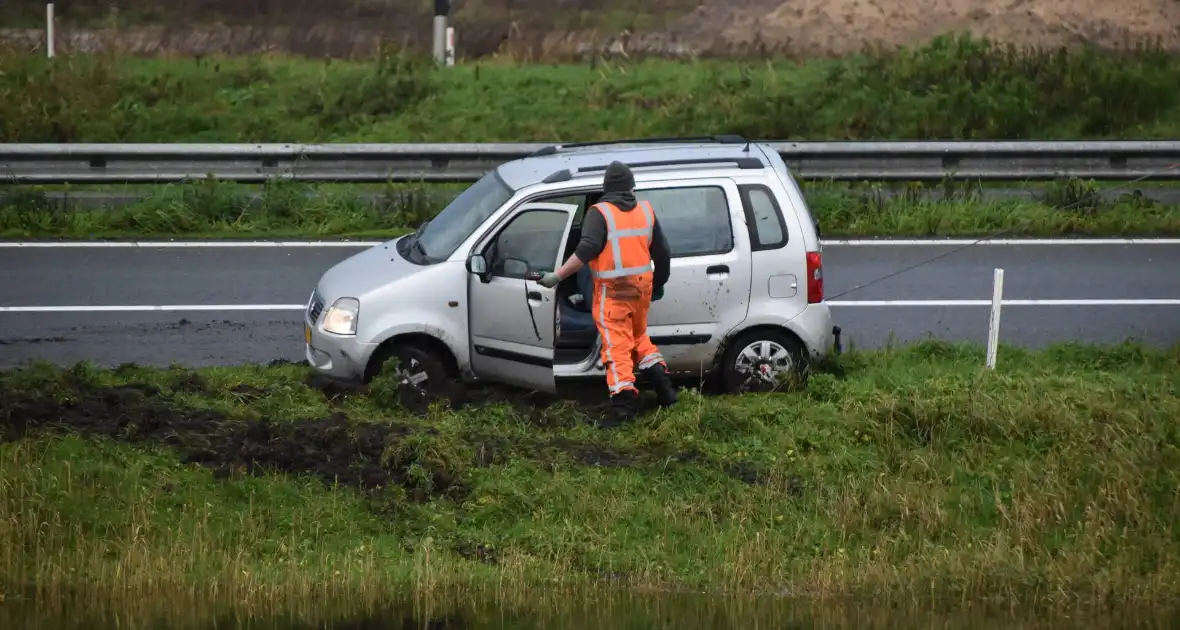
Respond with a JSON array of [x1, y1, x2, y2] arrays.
[[603, 161, 634, 192]]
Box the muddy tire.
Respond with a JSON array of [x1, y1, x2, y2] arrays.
[[717, 328, 808, 394], [365, 341, 452, 398]]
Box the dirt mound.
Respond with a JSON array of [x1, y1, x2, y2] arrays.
[[311, 369, 669, 427], [4, 0, 1178, 58], [675, 0, 1180, 56]]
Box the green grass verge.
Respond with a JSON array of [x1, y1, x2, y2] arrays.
[[3, 35, 1180, 143], [2, 178, 1176, 239], [3, 340, 1179, 610]]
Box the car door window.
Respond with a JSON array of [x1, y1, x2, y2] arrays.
[[486, 209, 570, 279], [636, 186, 734, 258], [543, 194, 588, 221], [535, 193, 588, 257]]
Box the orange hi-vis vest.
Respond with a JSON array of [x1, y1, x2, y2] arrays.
[[587, 200, 656, 281]]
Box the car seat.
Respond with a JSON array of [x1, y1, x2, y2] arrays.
[[557, 265, 598, 347]]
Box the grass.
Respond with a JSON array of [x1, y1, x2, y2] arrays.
[[1, 177, 1176, 240], [4, 35, 1180, 143], [2, 340, 1179, 612]]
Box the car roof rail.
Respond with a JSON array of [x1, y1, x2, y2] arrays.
[[529, 135, 748, 157], [576, 156, 764, 172], [541, 156, 763, 184]]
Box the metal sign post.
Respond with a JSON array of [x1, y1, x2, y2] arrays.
[[432, 0, 450, 64]]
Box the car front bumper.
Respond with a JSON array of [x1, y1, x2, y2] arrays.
[[304, 320, 378, 382]]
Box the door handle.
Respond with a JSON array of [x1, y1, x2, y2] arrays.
[[706, 265, 729, 274], [527, 291, 542, 300]]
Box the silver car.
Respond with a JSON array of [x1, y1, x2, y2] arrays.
[[304, 136, 838, 395]]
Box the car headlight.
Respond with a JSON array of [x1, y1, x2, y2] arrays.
[[322, 297, 360, 335]]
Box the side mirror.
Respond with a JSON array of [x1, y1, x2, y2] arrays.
[[466, 254, 491, 283]]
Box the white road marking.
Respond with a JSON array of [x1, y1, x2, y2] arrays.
[[2, 238, 1180, 248], [0, 305, 306, 312], [0, 240, 386, 248], [821, 238, 1180, 246], [829, 299, 1180, 306], [3, 299, 1179, 313]]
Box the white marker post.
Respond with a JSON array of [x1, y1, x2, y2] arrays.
[[986, 268, 1004, 369], [46, 3, 56, 58], [445, 26, 455, 66]]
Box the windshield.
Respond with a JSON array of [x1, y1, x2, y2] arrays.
[[413, 171, 514, 261]]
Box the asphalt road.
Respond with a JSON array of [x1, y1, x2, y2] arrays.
[[1, 240, 1178, 368]]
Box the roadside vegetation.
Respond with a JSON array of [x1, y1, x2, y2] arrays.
[[1, 0, 700, 52], [3, 35, 1180, 143], [3, 340, 1179, 610], [4, 36, 1179, 240], [2, 177, 1176, 239]]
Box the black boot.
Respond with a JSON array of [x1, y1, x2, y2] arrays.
[[641, 363, 679, 408], [604, 389, 639, 426]]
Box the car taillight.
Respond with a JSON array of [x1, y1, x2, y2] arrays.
[[806, 251, 823, 303]]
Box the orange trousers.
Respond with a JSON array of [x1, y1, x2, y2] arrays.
[[591, 273, 666, 395]]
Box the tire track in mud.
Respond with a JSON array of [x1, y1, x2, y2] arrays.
[[0, 365, 784, 518]]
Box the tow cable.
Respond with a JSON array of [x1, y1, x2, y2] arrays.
[[825, 164, 1180, 302]]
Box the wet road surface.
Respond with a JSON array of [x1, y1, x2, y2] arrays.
[[1, 239, 1178, 368]]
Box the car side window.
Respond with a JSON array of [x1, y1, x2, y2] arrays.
[[738, 184, 788, 250], [485, 209, 569, 279], [636, 186, 733, 258]]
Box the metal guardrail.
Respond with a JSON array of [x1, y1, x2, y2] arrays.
[[2, 141, 1180, 184]]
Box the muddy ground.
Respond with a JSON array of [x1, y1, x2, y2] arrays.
[[0, 365, 786, 517], [2, 0, 1178, 59]]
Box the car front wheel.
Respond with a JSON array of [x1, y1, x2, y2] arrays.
[[366, 342, 453, 399]]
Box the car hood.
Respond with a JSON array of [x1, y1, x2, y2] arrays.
[[315, 237, 424, 301]]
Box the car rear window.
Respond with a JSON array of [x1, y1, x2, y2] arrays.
[[738, 184, 788, 250]]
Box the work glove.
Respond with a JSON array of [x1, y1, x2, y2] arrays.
[[537, 272, 561, 288], [653, 286, 664, 301]]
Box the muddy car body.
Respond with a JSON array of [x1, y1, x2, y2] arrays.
[[304, 136, 838, 395]]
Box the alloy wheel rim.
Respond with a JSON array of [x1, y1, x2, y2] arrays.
[[396, 357, 430, 391], [733, 340, 794, 390]]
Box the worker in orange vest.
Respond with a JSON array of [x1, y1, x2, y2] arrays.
[[538, 161, 677, 422]]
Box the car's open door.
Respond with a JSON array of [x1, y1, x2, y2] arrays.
[[464, 202, 578, 393]]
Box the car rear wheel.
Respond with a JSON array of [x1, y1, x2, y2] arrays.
[[718, 329, 808, 394]]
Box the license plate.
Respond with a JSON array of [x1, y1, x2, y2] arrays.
[[304, 324, 312, 345]]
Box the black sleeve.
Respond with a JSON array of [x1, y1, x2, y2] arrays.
[[650, 217, 671, 290], [573, 207, 608, 264]]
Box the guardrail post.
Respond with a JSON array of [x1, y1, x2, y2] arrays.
[[986, 267, 1004, 369], [46, 3, 55, 58]]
